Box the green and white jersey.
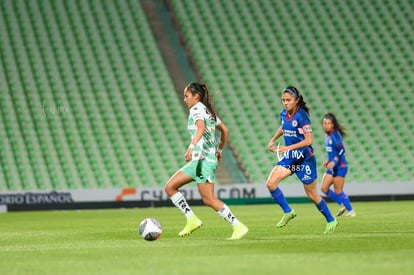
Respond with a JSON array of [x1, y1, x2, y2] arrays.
[[188, 102, 221, 161]]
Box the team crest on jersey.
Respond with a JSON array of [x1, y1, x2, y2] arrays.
[[292, 120, 298, 127]]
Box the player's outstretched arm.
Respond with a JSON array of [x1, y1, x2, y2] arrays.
[[268, 127, 283, 152]]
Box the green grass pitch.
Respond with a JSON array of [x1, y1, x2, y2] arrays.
[[1, 201, 413, 274]]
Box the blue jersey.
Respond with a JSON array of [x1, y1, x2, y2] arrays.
[[280, 107, 314, 160], [325, 129, 347, 168], [277, 107, 317, 184]]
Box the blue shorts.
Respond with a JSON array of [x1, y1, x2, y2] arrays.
[[277, 155, 317, 185], [326, 163, 348, 177]]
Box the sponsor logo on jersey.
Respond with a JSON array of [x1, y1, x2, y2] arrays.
[[283, 129, 297, 137], [276, 144, 305, 161]]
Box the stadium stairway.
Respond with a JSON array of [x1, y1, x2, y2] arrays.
[[140, 0, 248, 184]]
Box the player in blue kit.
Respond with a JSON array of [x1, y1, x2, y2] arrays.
[[321, 113, 356, 217], [267, 87, 338, 233]]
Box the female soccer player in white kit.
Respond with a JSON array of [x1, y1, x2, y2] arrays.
[[164, 82, 248, 240]]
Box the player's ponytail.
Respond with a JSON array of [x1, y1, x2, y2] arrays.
[[283, 86, 310, 114], [186, 82, 217, 121], [323, 112, 347, 138]]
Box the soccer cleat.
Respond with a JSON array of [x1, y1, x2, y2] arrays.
[[346, 210, 356, 217], [276, 209, 297, 227], [336, 206, 346, 217], [324, 218, 339, 234], [227, 223, 249, 240], [178, 216, 202, 237]]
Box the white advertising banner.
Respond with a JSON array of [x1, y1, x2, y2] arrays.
[[0, 182, 413, 209]]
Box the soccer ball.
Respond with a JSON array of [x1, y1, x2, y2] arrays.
[[139, 218, 162, 241]]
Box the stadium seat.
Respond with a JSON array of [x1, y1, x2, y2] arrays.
[[0, 0, 191, 191], [170, 0, 414, 184], [0, 0, 413, 192]]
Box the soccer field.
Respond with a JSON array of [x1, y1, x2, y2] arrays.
[[1, 201, 413, 275]]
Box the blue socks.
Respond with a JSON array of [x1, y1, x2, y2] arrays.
[[325, 189, 341, 205], [271, 188, 340, 222], [316, 199, 335, 222], [338, 192, 353, 211], [270, 188, 292, 213], [325, 189, 353, 211]]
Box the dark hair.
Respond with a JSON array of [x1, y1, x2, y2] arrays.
[[322, 112, 347, 138], [186, 82, 217, 120], [283, 86, 310, 114]]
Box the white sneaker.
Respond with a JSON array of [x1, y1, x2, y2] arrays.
[[336, 206, 346, 217], [346, 210, 356, 217]]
